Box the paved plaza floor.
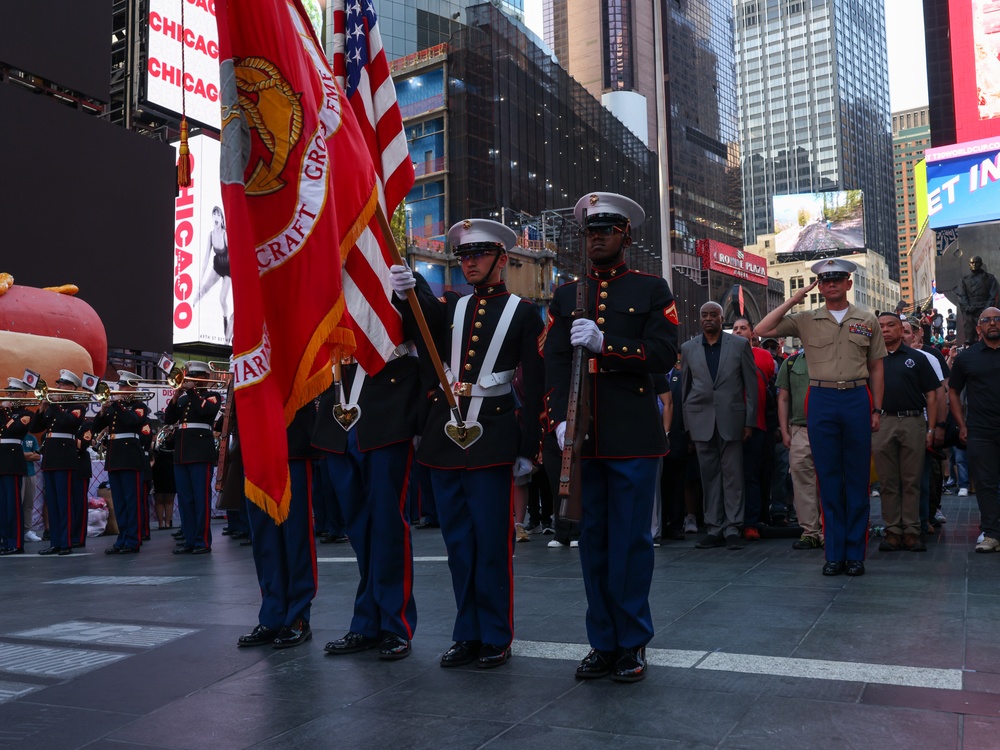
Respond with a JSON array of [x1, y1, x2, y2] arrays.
[[1, 493, 999, 749]]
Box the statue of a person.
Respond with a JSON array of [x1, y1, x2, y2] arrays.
[[958, 256, 1000, 343]]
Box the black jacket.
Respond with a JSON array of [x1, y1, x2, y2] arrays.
[[163, 389, 223, 464], [32, 401, 86, 471], [0, 406, 33, 475], [93, 400, 152, 472]]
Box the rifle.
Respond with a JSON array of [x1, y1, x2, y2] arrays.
[[558, 212, 590, 522]]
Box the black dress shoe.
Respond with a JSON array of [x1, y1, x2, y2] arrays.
[[230, 531, 248, 540], [273, 620, 311, 649], [378, 633, 411, 661], [58, 548, 73, 556], [324, 631, 380, 655], [477, 643, 512, 669], [171, 530, 185, 539], [822, 560, 846, 576], [0, 548, 24, 556], [332, 535, 349, 543], [105, 547, 121, 555], [695, 533, 725, 549], [237, 624, 279, 647], [38, 546, 60, 556], [845, 560, 865, 576], [612, 647, 647, 683], [191, 547, 211, 555], [318, 532, 334, 543], [222, 526, 232, 535], [576, 648, 617, 680], [725, 534, 744, 550], [240, 539, 253, 546], [173, 546, 194, 554], [142, 535, 150, 542], [118, 546, 140, 554], [440, 640, 481, 668]]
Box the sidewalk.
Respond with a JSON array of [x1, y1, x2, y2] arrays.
[[0, 493, 997, 749]]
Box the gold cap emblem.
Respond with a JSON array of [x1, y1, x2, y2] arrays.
[[463, 220, 472, 229], [589, 194, 599, 205]]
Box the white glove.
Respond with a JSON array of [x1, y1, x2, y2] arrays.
[[512, 456, 533, 478], [555, 421, 567, 451], [389, 264, 416, 298], [570, 318, 604, 353]]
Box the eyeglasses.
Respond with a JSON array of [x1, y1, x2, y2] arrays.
[[459, 251, 498, 262], [979, 316, 1000, 324], [585, 225, 625, 237]]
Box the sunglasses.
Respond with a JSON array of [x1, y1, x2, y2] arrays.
[[585, 225, 626, 237], [979, 316, 1000, 324]]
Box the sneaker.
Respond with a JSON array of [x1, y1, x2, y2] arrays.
[[24, 531, 42, 543], [570, 540, 579, 548], [541, 526, 556, 535], [958, 488, 969, 497], [978, 532, 986, 544], [871, 489, 880, 497], [523, 522, 539, 534], [683, 515, 698, 534], [791, 535, 823, 550], [934, 509, 947, 524], [975, 536, 1000, 553], [744, 527, 761, 541], [515, 524, 530, 543], [547, 539, 568, 548]]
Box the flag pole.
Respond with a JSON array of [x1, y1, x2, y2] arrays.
[[373, 203, 466, 426]]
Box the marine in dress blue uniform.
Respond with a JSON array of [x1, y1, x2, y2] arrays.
[[316, 349, 421, 661], [163, 361, 223, 554], [756, 259, 887, 577], [544, 193, 679, 682], [0, 379, 35, 555], [31, 369, 87, 555], [93, 378, 152, 554], [389, 219, 545, 669], [238, 403, 319, 649]]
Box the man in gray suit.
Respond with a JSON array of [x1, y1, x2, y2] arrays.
[[681, 302, 758, 550]]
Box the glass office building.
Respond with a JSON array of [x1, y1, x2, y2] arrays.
[[734, 0, 897, 279]]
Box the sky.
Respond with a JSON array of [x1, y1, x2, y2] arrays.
[[522, 0, 929, 114]]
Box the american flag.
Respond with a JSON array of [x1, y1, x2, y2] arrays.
[[332, 0, 414, 216], [332, 0, 415, 372]]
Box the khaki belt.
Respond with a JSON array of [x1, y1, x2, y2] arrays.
[[809, 379, 866, 390]]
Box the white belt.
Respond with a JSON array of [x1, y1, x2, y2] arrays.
[[179, 423, 212, 430], [0, 438, 22, 445], [451, 382, 513, 398], [48, 432, 75, 440], [111, 432, 139, 440]]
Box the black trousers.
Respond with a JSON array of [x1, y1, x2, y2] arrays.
[[967, 433, 1000, 539]]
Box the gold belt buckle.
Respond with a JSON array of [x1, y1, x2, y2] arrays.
[[452, 382, 473, 397], [836, 381, 848, 390]]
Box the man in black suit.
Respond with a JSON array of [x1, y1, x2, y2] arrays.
[[545, 192, 679, 683]]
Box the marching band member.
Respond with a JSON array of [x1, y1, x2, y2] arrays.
[[31, 369, 86, 555], [389, 219, 544, 670], [0, 378, 35, 555], [164, 361, 222, 555], [93, 375, 152, 554]]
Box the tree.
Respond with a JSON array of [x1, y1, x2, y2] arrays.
[[390, 201, 408, 250]]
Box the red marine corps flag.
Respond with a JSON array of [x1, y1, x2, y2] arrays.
[[215, 0, 386, 521]]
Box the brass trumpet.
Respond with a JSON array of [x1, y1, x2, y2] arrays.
[[94, 382, 155, 404], [166, 366, 228, 389], [0, 388, 42, 404]]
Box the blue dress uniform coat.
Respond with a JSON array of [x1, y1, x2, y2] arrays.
[[544, 260, 679, 653], [72, 420, 95, 547], [312, 355, 420, 641], [247, 403, 319, 631], [0, 405, 34, 551], [401, 280, 545, 649], [93, 401, 152, 550], [32, 402, 85, 551], [164, 388, 222, 551]]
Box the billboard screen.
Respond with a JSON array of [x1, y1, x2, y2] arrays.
[[145, 0, 222, 129], [772, 191, 866, 254], [172, 134, 232, 347], [950, 0, 1000, 141], [925, 136, 1000, 229]]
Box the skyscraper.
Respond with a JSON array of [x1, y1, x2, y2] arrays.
[[734, 0, 898, 279], [892, 107, 931, 306]]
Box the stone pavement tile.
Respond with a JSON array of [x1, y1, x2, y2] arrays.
[[106, 689, 320, 750], [655, 622, 813, 658], [720, 695, 959, 749], [965, 593, 1000, 619], [724, 560, 853, 589], [961, 715, 1000, 750], [964, 618, 1000, 673], [0, 702, 135, 750], [645, 666, 865, 704], [861, 683, 1000, 717], [525, 681, 755, 745], [354, 665, 575, 722], [250, 708, 511, 750], [962, 671, 1000, 695], [703, 583, 842, 608], [25, 625, 274, 716], [80, 741, 175, 750], [480, 723, 716, 749]]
